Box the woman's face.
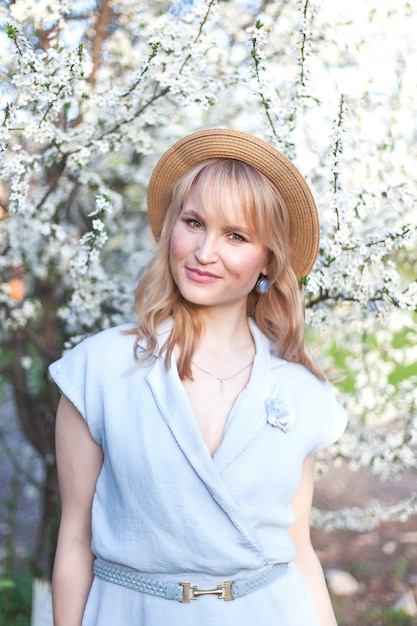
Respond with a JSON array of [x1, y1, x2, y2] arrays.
[[169, 183, 270, 313]]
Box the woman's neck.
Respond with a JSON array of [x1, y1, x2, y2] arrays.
[[190, 316, 255, 372], [192, 306, 253, 353]]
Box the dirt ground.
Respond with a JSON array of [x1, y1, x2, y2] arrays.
[[312, 465, 417, 625]]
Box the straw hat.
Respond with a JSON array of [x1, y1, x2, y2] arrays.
[[147, 128, 319, 278]]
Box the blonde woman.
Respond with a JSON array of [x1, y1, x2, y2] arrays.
[[50, 129, 347, 626]]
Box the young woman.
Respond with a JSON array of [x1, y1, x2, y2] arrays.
[[50, 129, 347, 626]]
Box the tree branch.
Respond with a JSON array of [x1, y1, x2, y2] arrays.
[[88, 0, 112, 86]]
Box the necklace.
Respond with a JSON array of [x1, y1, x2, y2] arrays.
[[192, 359, 254, 396]]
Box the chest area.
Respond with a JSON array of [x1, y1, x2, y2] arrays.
[[181, 366, 252, 456]]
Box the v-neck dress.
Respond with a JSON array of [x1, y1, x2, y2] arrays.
[[49, 320, 347, 626]]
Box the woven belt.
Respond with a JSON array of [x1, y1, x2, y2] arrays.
[[94, 558, 288, 602]]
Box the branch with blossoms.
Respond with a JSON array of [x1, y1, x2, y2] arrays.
[[247, 0, 321, 156], [298, 0, 315, 90], [311, 493, 417, 533], [248, 18, 297, 157], [330, 94, 346, 230]]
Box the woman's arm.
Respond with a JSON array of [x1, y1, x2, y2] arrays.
[[53, 395, 104, 626], [288, 454, 337, 626]]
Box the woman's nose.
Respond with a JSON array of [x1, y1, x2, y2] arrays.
[[194, 232, 219, 264]]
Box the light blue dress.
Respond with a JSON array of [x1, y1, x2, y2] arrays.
[[49, 319, 347, 625]]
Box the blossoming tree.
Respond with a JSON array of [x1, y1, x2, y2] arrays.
[[0, 0, 416, 577]]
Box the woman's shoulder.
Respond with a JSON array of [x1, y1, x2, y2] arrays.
[[50, 324, 138, 379], [68, 323, 137, 358], [79, 323, 136, 346], [281, 362, 347, 451], [272, 356, 341, 407], [273, 356, 323, 385], [250, 318, 326, 387]]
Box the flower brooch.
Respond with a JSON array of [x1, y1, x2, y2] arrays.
[[266, 398, 295, 433]]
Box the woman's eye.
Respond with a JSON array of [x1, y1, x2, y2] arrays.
[[185, 219, 203, 228], [229, 232, 246, 242]]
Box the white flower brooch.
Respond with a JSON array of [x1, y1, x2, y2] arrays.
[[266, 398, 296, 433]]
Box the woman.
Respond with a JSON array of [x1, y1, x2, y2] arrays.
[[50, 129, 347, 626]]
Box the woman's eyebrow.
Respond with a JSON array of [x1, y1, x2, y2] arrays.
[[181, 208, 201, 218], [223, 223, 251, 235]]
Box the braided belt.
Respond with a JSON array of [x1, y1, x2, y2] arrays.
[[94, 558, 288, 602]]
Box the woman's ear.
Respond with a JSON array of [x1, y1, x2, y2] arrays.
[[261, 250, 273, 277]]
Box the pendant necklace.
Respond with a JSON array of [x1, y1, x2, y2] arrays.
[[192, 359, 254, 396]]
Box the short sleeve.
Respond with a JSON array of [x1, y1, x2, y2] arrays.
[[48, 336, 103, 444], [48, 324, 137, 445], [49, 342, 86, 417], [309, 381, 348, 454]]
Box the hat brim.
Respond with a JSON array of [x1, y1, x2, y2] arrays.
[[147, 128, 319, 278]]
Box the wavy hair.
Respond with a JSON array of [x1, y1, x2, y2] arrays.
[[132, 159, 325, 380]]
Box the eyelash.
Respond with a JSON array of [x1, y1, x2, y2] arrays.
[[228, 233, 246, 242], [185, 218, 203, 228]]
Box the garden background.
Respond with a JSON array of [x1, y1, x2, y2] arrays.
[[0, 1, 416, 624]]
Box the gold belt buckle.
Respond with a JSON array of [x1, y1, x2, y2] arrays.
[[180, 581, 234, 602]]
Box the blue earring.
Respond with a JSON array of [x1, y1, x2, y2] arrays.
[[256, 276, 270, 294]]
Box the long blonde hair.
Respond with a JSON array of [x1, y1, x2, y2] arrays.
[[132, 159, 325, 380]]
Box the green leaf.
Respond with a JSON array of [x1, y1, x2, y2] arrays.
[[6, 24, 18, 40]]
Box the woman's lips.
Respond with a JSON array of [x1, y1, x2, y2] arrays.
[[185, 267, 220, 283]]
